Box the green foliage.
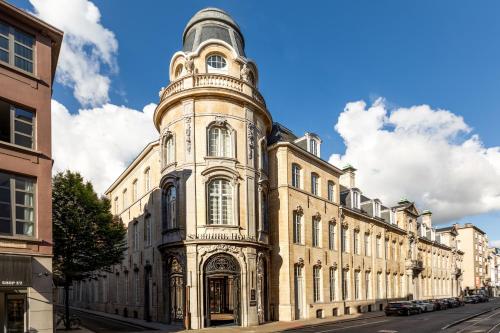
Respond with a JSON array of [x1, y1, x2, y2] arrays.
[[52, 171, 127, 285]]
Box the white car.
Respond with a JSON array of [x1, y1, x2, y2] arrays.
[[411, 300, 434, 312]]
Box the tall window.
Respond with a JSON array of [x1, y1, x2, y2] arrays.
[[293, 211, 302, 244], [0, 21, 34, 73], [341, 227, 348, 253], [133, 222, 139, 251], [352, 190, 360, 209], [311, 173, 319, 196], [206, 54, 227, 72], [385, 239, 389, 259], [377, 272, 382, 298], [329, 267, 336, 301], [376, 236, 382, 258], [328, 181, 335, 202], [312, 217, 320, 247], [374, 201, 381, 217], [261, 192, 269, 232], [342, 270, 349, 300], [354, 230, 360, 255], [313, 266, 321, 302], [0, 172, 35, 236], [328, 222, 336, 250], [309, 139, 318, 156], [0, 100, 35, 149], [291, 164, 301, 188], [122, 189, 128, 209], [260, 140, 268, 171], [208, 179, 233, 225], [354, 271, 360, 300], [134, 270, 140, 304], [163, 135, 175, 165], [164, 186, 177, 229], [208, 126, 231, 157], [144, 168, 151, 192], [364, 233, 371, 256], [132, 179, 138, 201], [365, 272, 371, 299], [144, 215, 152, 247]]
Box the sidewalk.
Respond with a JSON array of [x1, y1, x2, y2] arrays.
[[184, 311, 384, 333], [71, 306, 384, 333]]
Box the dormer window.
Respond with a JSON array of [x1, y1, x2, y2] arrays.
[[309, 139, 318, 156], [352, 190, 360, 209], [373, 200, 381, 218], [305, 133, 321, 157], [206, 54, 227, 73]]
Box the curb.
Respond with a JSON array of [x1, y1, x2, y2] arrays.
[[441, 305, 500, 330], [275, 313, 386, 332]]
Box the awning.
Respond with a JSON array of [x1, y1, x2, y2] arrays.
[[0, 255, 32, 288]]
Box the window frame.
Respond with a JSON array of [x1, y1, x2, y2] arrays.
[[0, 171, 36, 238], [311, 172, 319, 196], [163, 185, 177, 230], [313, 265, 322, 303], [328, 221, 336, 250], [293, 210, 302, 244], [0, 20, 35, 74], [312, 216, 320, 247], [291, 164, 301, 188], [207, 125, 233, 158], [206, 54, 228, 73], [0, 100, 36, 150], [207, 178, 234, 225], [327, 181, 335, 202], [329, 267, 336, 302], [144, 168, 151, 193], [162, 134, 175, 167]]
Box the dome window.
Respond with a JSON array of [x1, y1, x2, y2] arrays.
[[206, 54, 227, 72]]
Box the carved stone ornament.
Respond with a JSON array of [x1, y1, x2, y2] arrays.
[[365, 266, 372, 272], [158, 86, 165, 98], [365, 229, 371, 235], [329, 217, 337, 224], [247, 122, 255, 159], [377, 267, 383, 273], [198, 244, 246, 271], [354, 225, 360, 232], [295, 205, 304, 216], [214, 116, 227, 127], [185, 55, 194, 75], [341, 221, 349, 229], [316, 259, 322, 267], [240, 63, 251, 82], [297, 258, 305, 267], [377, 232, 382, 238], [332, 262, 338, 270], [355, 265, 361, 271], [313, 212, 321, 220], [385, 234, 390, 240], [343, 263, 350, 270], [185, 117, 192, 153]]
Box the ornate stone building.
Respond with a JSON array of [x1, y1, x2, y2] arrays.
[[68, 7, 464, 329]]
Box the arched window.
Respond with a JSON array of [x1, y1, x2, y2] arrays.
[[144, 168, 151, 192], [291, 164, 301, 188], [163, 186, 177, 230], [208, 179, 233, 225], [208, 126, 231, 157], [163, 135, 175, 166], [206, 54, 227, 72]]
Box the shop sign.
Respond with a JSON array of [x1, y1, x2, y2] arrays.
[[0, 255, 32, 288]]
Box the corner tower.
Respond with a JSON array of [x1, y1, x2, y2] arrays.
[[154, 8, 272, 329]]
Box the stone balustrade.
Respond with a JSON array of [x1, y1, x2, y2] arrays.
[[160, 73, 266, 107]]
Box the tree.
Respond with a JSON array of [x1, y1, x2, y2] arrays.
[[52, 171, 127, 330]]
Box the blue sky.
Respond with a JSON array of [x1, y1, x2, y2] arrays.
[[11, 0, 500, 243]]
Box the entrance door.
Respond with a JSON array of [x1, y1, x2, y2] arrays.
[[294, 265, 304, 319], [204, 254, 241, 327], [5, 294, 26, 333]]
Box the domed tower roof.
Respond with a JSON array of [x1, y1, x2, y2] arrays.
[[182, 7, 245, 57]]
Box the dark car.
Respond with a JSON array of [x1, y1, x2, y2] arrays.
[[434, 299, 449, 310], [473, 294, 489, 302], [385, 301, 421, 316], [464, 296, 479, 304], [444, 298, 460, 308], [453, 297, 465, 306]]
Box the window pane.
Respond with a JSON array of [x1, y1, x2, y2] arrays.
[[0, 187, 10, 203], [0, 202, 11, 218], [14, 29, 34, 48], [15, 178, 34, 192], [0, 100, 10, 143], [0, 22, 8, 36], [0, 49, 7, 63], [0, 36, 8, 50], [16, 221, 33, 236], [14, 56, 33, 73], [16, 206, 34, 222], [0, 218, 11, 234], [14, 43, 32, 60], [16, 192, 33, 206], [14, 133, 32, 148], [15, 120, 32, 136], [15, 108, 34, 123]]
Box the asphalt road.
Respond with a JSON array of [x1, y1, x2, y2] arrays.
[[282, 299, 500, 333]]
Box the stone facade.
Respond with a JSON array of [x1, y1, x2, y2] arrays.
[[68, 7, 465, 329]]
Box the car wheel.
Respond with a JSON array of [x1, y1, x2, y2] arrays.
[[406, 310, 411, 316]]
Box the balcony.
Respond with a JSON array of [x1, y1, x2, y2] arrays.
[[406, 259, 424, 274], [159, 73, 266, 107]]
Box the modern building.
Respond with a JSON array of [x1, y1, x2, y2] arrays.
[[487, 247, 500, 297], [0, 1, 63, 332], [455, 224, 489, 294], [69, 7, 463, 329]]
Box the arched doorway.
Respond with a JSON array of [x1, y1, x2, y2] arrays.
[[167, 257, 184, 323], [204, 253, 241, 327]]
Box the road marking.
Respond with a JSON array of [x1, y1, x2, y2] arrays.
[[455, 310, 500, 333], [313, 320, 389, 333], [378, 330, 398, 333], [486, 321, 500, 333]]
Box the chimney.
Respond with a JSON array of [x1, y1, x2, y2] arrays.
[[421, 210, 432, 228], [340, 165, 356, 188]]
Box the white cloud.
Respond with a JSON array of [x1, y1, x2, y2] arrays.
[[329, 98, 500, 224], [30, 0, 118, 107], [490, 240, 500, 248], [52, 100, 158, 194]]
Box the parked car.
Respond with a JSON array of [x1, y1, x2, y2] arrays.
[[473, 294, 489, 302], [412, 300, 434, 312], [444, 298, 460, 308], [464, 295, 479, 304], [385, 301, 422, 316], [453, 297, 465, 306], [435, 299, 449, 310]]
